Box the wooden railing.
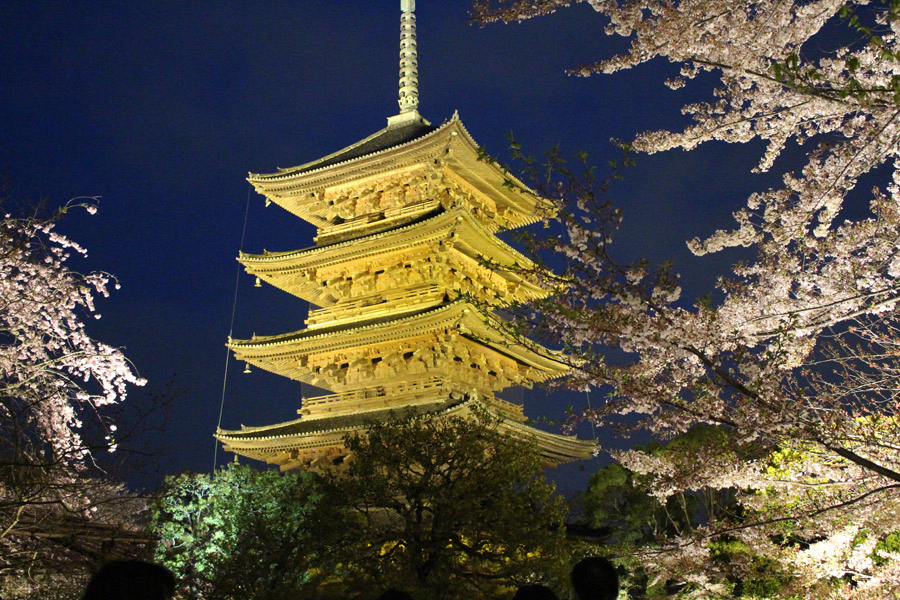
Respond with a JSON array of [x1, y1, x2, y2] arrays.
[[305, 284, 444, 327], [299, 377, 526, 423], [483, 395, 525, 421], [315, 199, 440, 243], [299, 377, 450, 420]]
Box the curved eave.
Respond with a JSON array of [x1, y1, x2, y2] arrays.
[[251, 118, 437, 180], [216, 398, 595, 466], [217, 401, 450, 445], [246, 114, 554, 229], [239, 207, 551, 304], [227, 299, 569, 381], [457, 308, 570, 375], [497, 420, 597, 464]]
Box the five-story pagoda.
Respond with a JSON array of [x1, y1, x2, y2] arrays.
[[215, 1, 595, 471]]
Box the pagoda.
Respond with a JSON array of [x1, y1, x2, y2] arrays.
[[215, 1, 595, 470]]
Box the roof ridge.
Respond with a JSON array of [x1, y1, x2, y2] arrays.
[[248, 118, 451, 182]]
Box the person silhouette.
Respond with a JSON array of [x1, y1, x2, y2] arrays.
[[570, 556, 618, 600], [81, 561, 175, 600]]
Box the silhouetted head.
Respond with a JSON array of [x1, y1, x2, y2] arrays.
[[81, 561, 175, 600], [377, 589, 413, 600], [513, 583, 559, 600], [571, 556, 618, 600]]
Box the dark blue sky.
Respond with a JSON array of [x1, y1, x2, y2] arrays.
[[1, 1, 769, 491]]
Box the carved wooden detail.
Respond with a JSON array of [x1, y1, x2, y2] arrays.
[[298, 333, 530, 393], [313, 246, 518, 306], [289, 166, 507, 243]]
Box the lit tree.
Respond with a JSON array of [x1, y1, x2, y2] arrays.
[[332, 410, 571, 600], [0, 199, 147, 596], [152, 464, 337, 600], [154, 413, 574, 600], [473, 0, 900, 596]]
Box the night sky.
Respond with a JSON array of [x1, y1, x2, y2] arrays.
[[1, 1, 771, 492]]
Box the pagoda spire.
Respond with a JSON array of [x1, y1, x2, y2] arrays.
[[388, 0, 426, 128], [398, 0, 419, 113]]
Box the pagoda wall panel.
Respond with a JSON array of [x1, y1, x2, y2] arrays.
[[261, 241, 542, 307], [312, 164, 508, 243], [302, 332, 532, 393]]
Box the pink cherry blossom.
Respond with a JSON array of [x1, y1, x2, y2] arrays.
[[475, 0, 900, 593]]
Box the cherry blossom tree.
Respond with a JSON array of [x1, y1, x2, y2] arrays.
[[474, 0, 900, 596], [0, 199, 148, 596]]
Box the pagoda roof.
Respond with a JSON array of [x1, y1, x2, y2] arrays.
[[219, 400, 449, 441], [264, 119, 438, 177], [216, 397, 596, 467], [228, 298, 569, 383], [240, 206, 548, 306], [246, 113, 554, 229]]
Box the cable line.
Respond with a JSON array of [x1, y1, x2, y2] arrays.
[[213, 183, 253, 472]]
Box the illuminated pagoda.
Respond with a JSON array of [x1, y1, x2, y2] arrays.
[[215, 0, 595, 470]]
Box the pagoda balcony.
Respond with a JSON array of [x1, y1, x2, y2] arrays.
[[305, 284, 445, 329], [298, 376, 525, 422], [299, 376, 450, 420], [314, 199, 443, 245]]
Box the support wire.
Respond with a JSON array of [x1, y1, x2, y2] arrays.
[[213, 183, 253, 472]]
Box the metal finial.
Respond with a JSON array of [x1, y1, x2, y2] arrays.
[[398, 0, 418, 114]]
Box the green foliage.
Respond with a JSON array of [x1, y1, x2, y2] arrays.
[[708, 539, 794, 598], [873, 530, 900, 566], [580, 427, 803, 598], [584, 426, 744, 547], [151, 464, 337, 600], [152, 413, 578, 600], [582, 463, 672, 544], [330, 409, 571, 600]]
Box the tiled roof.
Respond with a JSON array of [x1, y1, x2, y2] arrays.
[[270, 120, 438, 178], [221, 401, 451, 440]]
